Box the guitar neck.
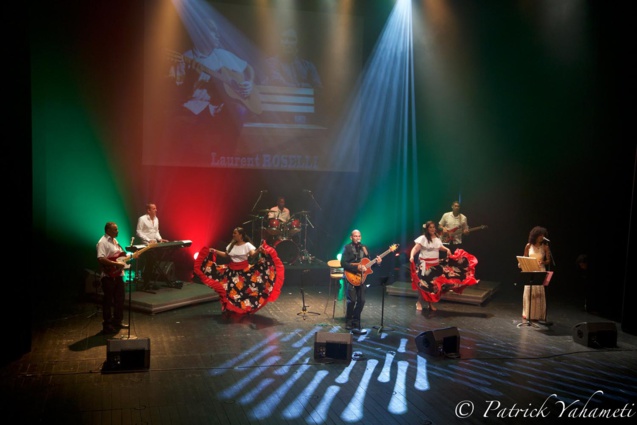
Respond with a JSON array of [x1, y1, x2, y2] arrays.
[[182, 55, 227, 84], [368, 247, 394, 267]]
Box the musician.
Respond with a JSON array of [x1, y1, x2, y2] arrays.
[[340, 230, 382, 334], [136, 203, 168, 288], [136, 203, 168, 245], [264, 196, 290, 244], [438, 201, 469, 252], [522, 226, 552, 324], [268, 196, 291, 224], [96, 222, 133, 334]]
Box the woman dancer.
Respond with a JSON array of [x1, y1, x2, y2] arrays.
[[194, 227, 284, 314], [409, 221, 479, 311]]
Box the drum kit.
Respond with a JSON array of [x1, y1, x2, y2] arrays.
[[248, 209, 312, 265]]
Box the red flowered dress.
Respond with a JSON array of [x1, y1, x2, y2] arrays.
[[194, 242, 285, 314]]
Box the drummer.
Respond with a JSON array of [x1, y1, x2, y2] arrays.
[[268, 196, 291, 223], [264, 196, 291, 244]]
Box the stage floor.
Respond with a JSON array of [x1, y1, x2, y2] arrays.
[[4, 274, 636, 425]]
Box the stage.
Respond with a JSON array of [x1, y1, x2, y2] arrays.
[[5, 268, 637, 425], [84, 261, 501, 315], [386, 280, 501, 305]]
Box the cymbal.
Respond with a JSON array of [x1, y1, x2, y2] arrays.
[[254, 209, 272, 213], [295, 210, 310, 215]]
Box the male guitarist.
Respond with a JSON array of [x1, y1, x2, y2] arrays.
[[340, 230, 382, 335], [439, 201, 469, 252], [96, 222, 137, 334]]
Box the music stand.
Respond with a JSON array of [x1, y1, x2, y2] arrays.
[[373, 276, 394, 334], [516, 256, 550, 328]]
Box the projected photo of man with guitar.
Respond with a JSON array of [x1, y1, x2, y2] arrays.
[[160, 16, 260, 165]]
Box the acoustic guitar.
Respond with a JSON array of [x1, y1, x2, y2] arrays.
[[168, 50, 263, 114], [345, 244, 399, 287]]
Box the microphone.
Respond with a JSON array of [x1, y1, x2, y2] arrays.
[[302, 189, 312, 193], [543, 237, 550, 243], [260, 190, 268, 193]]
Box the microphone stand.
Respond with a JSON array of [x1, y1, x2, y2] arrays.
[[299, 190, 320, 264], [299, 214, 315, 264], [297, 270, 320, 320], [373, 278, 394, 334], [122, 255, 136, 340], [250, 191, 267, 244], [541, 241, 555, 326], [305, 190, 322, 211], [251, 191, 265, 212]]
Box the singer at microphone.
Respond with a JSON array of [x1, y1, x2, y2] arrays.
[[522, 226, 552, 325]]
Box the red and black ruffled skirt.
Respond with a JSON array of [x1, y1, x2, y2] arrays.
[[193, 242, 285, 314], [410, 249, 479, 303]]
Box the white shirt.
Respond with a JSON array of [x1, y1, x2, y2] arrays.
[[528, 244, 547, 272], [96, 235, 125, 277], [136, 214, 163, 244], [414, 235, 444, 260], [225, 242, 256, 263], [268, 207, 290, 223], [439, 212, 468, 244]]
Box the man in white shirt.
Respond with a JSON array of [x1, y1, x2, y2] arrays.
[[136, 203, 168, 288], [136, 203, 168, 245], [438, 201, 468, 251]]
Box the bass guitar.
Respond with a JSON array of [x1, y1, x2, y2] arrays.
[[441, 225, 488, 244], [101, 243, 156, 278], [345, 244, 399, 287], [167, 50, 263, 114]]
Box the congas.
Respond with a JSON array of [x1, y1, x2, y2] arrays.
[[274, 239, 299, 265], [266, 218, 282, 236], [287, 219, 301, 237]]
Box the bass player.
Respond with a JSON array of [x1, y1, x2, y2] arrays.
[[439, 201, 469, 252], [96, 222, 141, 334]]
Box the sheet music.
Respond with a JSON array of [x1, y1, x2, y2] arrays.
[[516, 256, 542, 272]]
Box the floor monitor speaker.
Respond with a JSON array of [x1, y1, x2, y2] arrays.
[[415, 327, 460, 357], [314, 332, 352, 364], [104, 338, 150, 373], [572, 322, 617, 348]]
